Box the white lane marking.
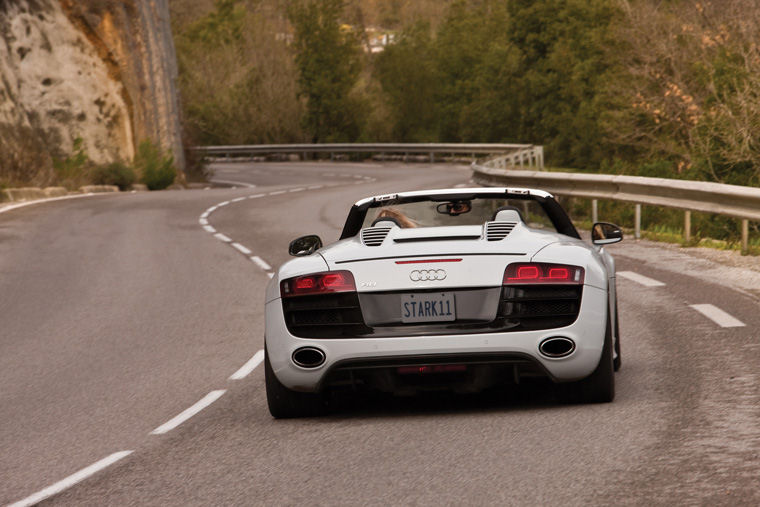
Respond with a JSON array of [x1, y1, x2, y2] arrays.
[[690, 304, 746, 328], [454, 183, 468, 188], [231, 242, 252, 255], [289, 187, 305, 193], [8, 451, 133, 507], [203, 225, 216, 233], [307, 185, 323, 190], [617, 271, 666, 287], [229, 350, 265, 380], [0, 193, 107, 216], [212, 179, 256, 188], [150, 390, 227, 435], [231, 197, 246, 203], [248, 193, 265, 199], [250, 256, 272, 271], [199, 218, 208, 226], [267, 272, 274, 279], [207, 206, 218, 213], [214, 233, 232, 242], [217, 201, 230, 207], [269, 190, 286, 196], [200, 212, 209, 218]]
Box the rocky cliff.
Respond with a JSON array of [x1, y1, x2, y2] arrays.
[[0, 0, 184, 184]]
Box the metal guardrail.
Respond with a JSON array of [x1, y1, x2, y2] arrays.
[[193, 143, 544, 167], [480, 146, 544, 170], [473, 157, 759, 253]]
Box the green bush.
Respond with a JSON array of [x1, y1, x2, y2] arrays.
[[53, 137, 94, 189], [135, 140, 177, 190], [91, 162, 137, 190]]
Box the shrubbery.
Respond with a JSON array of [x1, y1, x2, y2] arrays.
[[134, 140, 177, 190], [53, 137, 94, 189], [91, 162, 137, 191], [49, 137, 175, 191]]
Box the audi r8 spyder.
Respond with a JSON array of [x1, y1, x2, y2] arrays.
[[264, 187, 623, 418]]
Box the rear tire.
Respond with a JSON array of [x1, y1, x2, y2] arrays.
[[566, 314, 615, 403], [613, 300, 621, 372], [265, 348, 325, 418]]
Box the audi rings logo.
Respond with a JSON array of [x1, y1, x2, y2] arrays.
[[410, 269, 447, 282]]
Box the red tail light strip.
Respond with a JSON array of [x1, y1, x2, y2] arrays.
[[395, 259, 463, 264], [397, 365, 467, 375]]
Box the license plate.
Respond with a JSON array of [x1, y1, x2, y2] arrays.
[[400, 293, 456, 323]]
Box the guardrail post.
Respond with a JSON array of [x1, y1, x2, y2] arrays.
[[684, 211, 692, 243], [741, 219, 749, 255], [592, 199, 598, 224], [635, 204, 641, 240], [430, 152, 434, 163]]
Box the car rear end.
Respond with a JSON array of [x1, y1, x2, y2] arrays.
[[265, 244, 608, 396]]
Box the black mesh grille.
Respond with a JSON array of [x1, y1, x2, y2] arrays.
[[282, 293, 372, 338], [282, 285, 583, 338], [498, 285, 582, 330]]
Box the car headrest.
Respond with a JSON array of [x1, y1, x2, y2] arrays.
[[492, 206, 524, 222], [371, 217, 401, 228]]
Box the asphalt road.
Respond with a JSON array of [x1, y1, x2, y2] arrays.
[[1, 161, 758, 506]]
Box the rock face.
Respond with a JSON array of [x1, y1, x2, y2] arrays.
[[0, 0, 183, 184]]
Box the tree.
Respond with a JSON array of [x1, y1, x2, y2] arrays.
[[288, 0, 365, 142], [506, 0, 619, 168], [175, 0, 305, 145], [604, 0, 760, 187], [375, 22, 439, 141]]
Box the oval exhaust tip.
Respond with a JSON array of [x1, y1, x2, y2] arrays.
[[292, 347, 326, 368], [539, 337, 576, 358]]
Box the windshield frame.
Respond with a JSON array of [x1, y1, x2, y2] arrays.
[[339, 190, 580, 240]]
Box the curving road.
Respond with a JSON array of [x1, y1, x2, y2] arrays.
[[1, 162, 759, 506]]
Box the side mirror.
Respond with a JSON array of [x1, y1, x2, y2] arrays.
[[289, 235, 322, 256], [592, 222, 623, 245]]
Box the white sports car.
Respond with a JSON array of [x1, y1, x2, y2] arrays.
[[264, 187, 622, 417]]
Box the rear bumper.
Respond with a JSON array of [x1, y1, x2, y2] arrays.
[[265, 285, 608, 392]]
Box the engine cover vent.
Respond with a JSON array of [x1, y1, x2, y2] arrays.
[[485, 221, 517, 241], [361, 226, 393, 246]]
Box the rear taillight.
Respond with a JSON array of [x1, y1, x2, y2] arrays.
[[503, 263, 584, 285], [281, 270, 356, 297]]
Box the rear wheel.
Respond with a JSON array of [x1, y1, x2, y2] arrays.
[[265, 348, 325, 418], [566, 314, 615, 403]]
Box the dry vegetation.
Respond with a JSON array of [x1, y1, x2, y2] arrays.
[[607, 0, 760, 186]]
